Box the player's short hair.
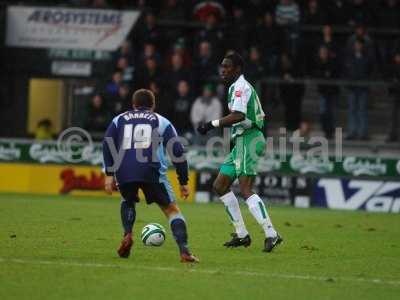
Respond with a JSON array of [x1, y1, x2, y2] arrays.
[[132, 89, 155, 109], [224, 52, 244, 70]]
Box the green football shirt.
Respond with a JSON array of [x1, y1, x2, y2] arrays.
[[227, 75, 265, 139]]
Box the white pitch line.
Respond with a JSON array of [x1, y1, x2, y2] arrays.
[[1, 257, 400, 287]]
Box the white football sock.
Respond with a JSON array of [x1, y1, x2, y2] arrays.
[[246, 194, 277, 238], [220, 191, 249, 238]]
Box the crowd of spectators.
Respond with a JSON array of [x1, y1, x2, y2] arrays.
[[81, 0, 400, 142]]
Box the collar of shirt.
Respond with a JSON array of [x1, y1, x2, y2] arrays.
[[229, 74, 245, 92]]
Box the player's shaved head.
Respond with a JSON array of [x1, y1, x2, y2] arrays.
[[132, 89, 155, 110], [224, 52, 244, 70], [221, 52, 243, 84]]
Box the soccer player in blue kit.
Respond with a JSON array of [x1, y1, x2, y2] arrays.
[[102, 89, 199, 263]]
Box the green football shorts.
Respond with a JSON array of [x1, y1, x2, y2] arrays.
[[220, 129, 266, 179]]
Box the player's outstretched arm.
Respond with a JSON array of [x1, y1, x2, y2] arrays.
[[102, 120, 118, 195], [197, 111, 245, 135], [163, 123, 189, 193]]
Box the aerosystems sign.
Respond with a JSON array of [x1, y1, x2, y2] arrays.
[[314, 179, 400, 213], [6, 6, 140, 50]]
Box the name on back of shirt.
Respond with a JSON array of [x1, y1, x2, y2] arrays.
[[123, 112, 157, 122]]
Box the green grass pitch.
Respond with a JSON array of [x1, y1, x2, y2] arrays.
[[0, 193, 399, 300]]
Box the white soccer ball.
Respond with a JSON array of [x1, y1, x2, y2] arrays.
[[141, 223, 166, 246]]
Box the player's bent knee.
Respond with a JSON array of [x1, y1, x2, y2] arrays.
[[213, 180, 227, 196], [239, 186, 253, 199], [240, 190, 253, 200]]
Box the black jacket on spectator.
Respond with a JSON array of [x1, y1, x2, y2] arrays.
[[279, 56, 305, 131], [345, 53, 373, 82], [168, 94, 193, 133], [314, 57, 340, 96], [279, 53, 305, 93], [318, 38, 339, 59]]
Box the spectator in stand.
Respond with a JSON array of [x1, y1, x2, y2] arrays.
[[165, 53, 192, 92], [386, 52, 400, 142], [133, 11, 162, 50], [140, 42, 161, 64], [303, 0, 328, 73], [193, 41, 218, 91], [346, 24, 375, 61], [314, 46, 340, 139], [116, 57, 135, 84], [306, 24, 340, 75], [278, 53, 305, 132], [105, 71, 122, 97], [194, 12, 225, 58], [165, 38, 192, 69], [226, 4, 249, 54], [344, 39, 373, 140], [347, 0, 375, 27], [110, 84, 131, 116], [319, 25, 338, 59], [246, 46, 266, 85], [303, 0, 326, 25], [137, 58, 162, 89], [149, 81, 160, 99], [275, 0, 301, 59], [190, 84, 222, 137], [170, 80, 194, 135], [114, 40, 135, 65], [85, 94, 110, 132], [148, 80, 172, 118], [254, 11, 280, 74]]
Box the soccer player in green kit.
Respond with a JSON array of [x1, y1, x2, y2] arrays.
[[197, 52, 282, 252]]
